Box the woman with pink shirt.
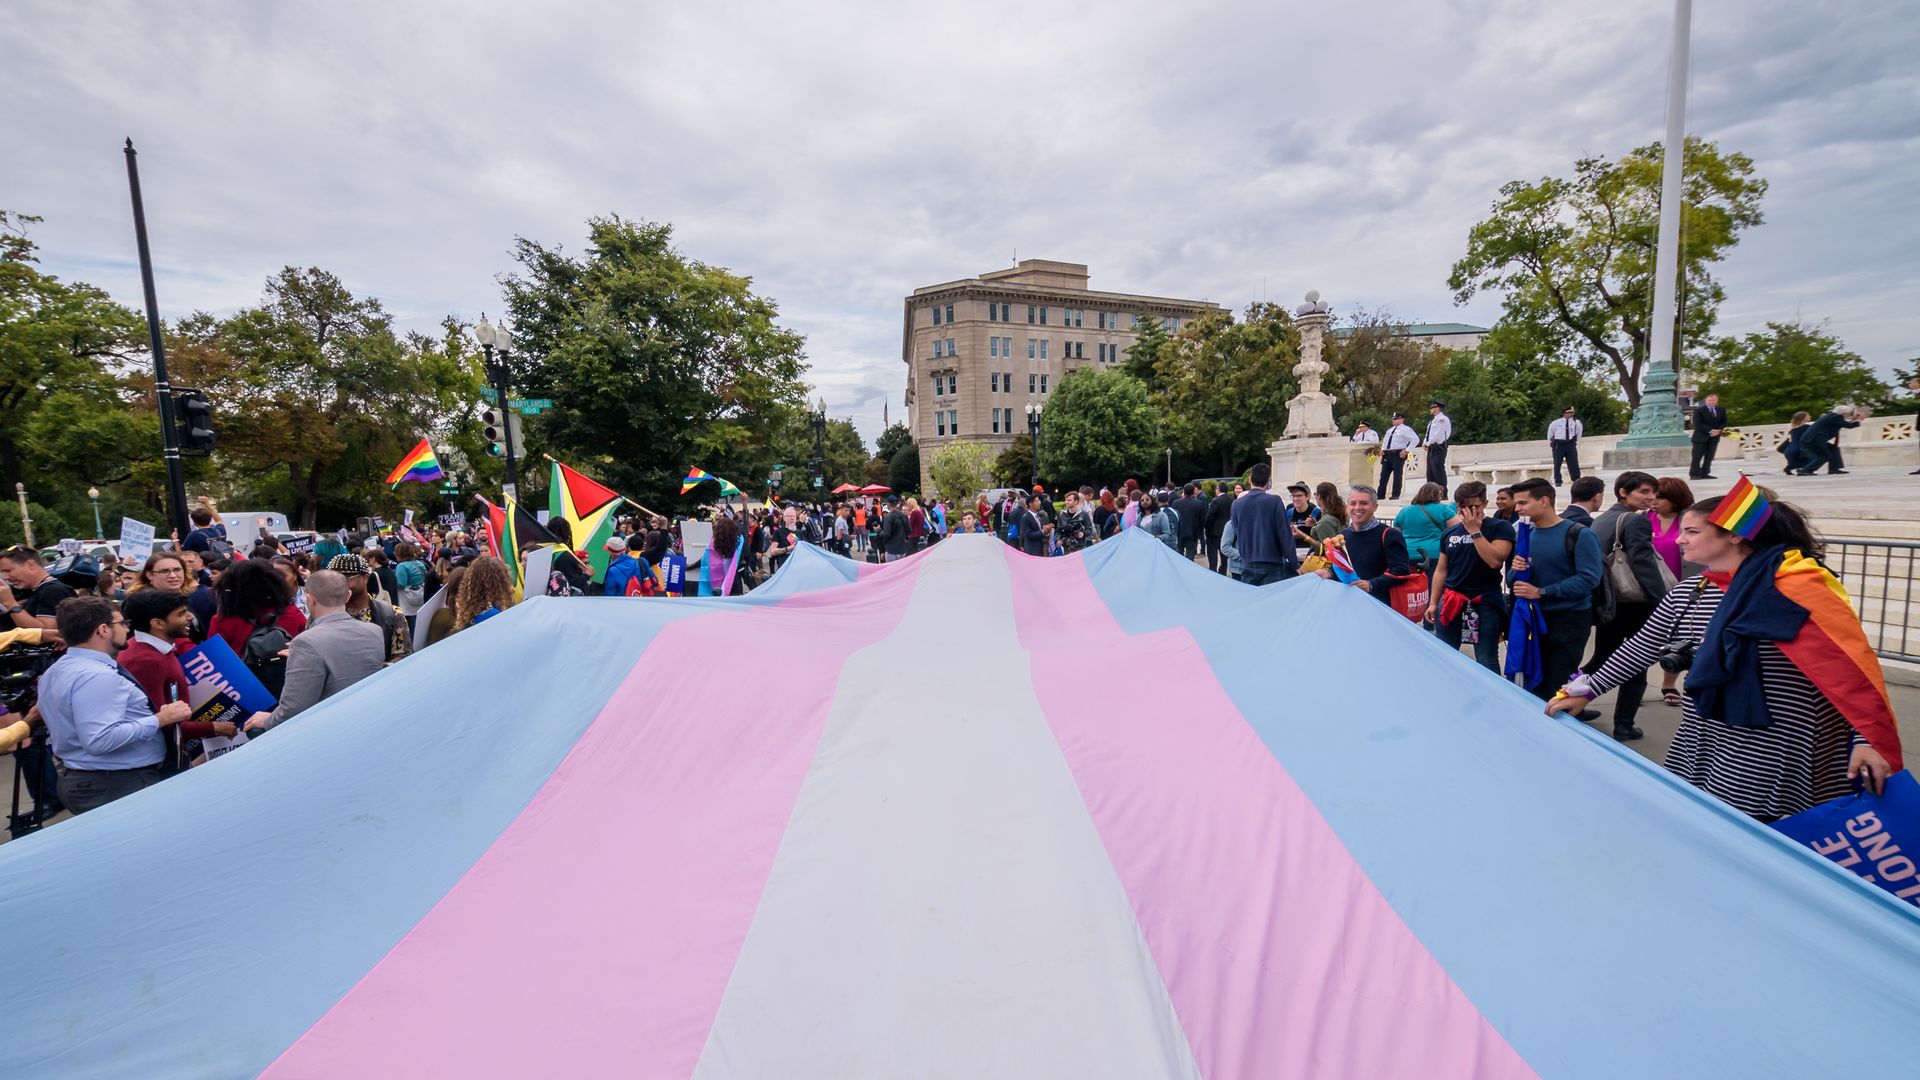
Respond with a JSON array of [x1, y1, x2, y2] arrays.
[[1648, 476, 1694, 706]]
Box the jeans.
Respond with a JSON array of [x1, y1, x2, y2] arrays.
[[1550, 440, 1581, 483], [1690, 438, 1719, 477], [1531, 606, 1595, 701], [1241, 561, 1296, 586], [1435, 593, 1504, 672], [1589, 601, 1653, 730]]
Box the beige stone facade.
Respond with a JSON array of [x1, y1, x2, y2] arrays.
[[901, 259, 1221, 493]]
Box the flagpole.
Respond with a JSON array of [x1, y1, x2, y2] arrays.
[[539, 453, 665, 521]]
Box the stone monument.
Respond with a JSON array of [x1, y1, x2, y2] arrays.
[[1268, 291, 1369, 487], [1281, 291, 1339, 439]]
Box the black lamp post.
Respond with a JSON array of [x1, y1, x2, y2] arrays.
[[1026, 403, 1042, 490], [474, 314, 520, 500]]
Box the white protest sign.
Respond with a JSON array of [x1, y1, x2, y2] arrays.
[[120, 518, 156, 566], [58, 538, 82, 556]]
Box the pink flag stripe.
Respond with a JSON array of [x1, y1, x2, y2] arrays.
[[1004, 549, 1536, 1080], [263, 564, 926, 1079]]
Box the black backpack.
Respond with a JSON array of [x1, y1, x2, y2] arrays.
[[243, 611, 292, 697]]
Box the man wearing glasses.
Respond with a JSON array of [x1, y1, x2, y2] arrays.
[[35, 596, 191, 813]]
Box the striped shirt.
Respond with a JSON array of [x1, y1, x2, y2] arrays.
[[1579, 575, 1861, 821]]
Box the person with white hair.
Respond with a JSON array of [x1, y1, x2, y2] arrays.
[[1793, 404, 1866, 476]]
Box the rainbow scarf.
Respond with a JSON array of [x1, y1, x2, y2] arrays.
[[385, 438, 445, 487], [1707, 474, 1771, 540], [1690, 546, 1902, 771]]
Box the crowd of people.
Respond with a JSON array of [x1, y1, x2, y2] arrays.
[[2, 403, 1903, 834]]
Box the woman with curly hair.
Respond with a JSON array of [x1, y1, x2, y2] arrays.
[[453, 555, 514, 631], [707, 515, 744, 596], [207, 557, 306, 656]]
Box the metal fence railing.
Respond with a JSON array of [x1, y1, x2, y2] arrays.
[[1826, 538, 1918, 665]]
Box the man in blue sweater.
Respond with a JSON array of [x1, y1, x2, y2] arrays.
[[1227, 464, 1296, 586], [1507, 477, 1603, 703]]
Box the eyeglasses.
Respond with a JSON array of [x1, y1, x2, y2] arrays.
[[109, 619, 128, 628]]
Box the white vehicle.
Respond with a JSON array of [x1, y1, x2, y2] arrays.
[[220, 511, 291, 545]]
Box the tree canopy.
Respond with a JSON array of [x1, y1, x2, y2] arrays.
[[1035, 368, 1158, 489], [926, 440, 995, 502], [1693, 321, 1888, 425], [1153, 304, 1298, 476], [1449, 137, 1766, 406], [501, 216, 810, 511]]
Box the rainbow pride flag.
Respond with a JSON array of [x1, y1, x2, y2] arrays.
[[1707, 473, 1772, 540], [683, 467, 742, 497], [384, 438, 445, 487]]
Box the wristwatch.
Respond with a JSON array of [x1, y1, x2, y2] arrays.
[[1468, 531, 1482, 540], [5, 605, 22, 615]]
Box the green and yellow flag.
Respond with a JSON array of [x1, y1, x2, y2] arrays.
[[549, 459, 625, 580]]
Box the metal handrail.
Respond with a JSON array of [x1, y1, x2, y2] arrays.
[[1826, 538, 1919, 664]]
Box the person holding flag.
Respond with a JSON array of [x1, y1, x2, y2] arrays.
[[1550, 477, 1902, 821], [549, 458, 625, 586]]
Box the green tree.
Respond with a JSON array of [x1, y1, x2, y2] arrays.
[[1154, 303, 1298, 474], [873, 421, 914, 462], [862, 456, 890, 486], [1124, 313, 1172, 387], [887, 439, 920, 493], [1036, 368, 1157, 488], [1449, 137, 1767, 406], [1428, 323, 1628, 443], [1324, 309, 1448, 434], [501, 216, 810, 511], [926, 440, 996, 501], [770, 415, 868, 493], [1693, 321, 1886, 425], [191, 269, 483, 529], [992, 435, 1034, 487], [0, 210, 147, 496]]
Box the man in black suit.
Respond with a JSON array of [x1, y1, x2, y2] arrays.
[[1171, 484, 1208, 564], [1204, 483, 1237, 574], [1796, 406, 1864, 475], [1689, 393, 1728, 479]]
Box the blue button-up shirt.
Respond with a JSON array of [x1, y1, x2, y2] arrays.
[[36, 648, 166, 771]]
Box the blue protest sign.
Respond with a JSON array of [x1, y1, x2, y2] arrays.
[[179, 635, 277, 713], [1772, 771, 1920, 908], [663, 553, 687, 596]]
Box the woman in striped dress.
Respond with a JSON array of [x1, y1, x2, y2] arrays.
[[1548, 493, 1898, 821]]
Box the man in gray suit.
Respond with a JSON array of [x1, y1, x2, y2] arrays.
[[244, 570, 385, 732]]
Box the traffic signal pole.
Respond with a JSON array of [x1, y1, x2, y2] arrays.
[[124, 139, 191, 541]]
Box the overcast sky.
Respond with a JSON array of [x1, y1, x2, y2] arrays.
[[9, 0, 1916, 444]]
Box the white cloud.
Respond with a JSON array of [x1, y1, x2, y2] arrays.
[[7, 0, 1916, 447]]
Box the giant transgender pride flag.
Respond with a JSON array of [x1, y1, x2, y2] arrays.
[[1, 533, 1917, 1077]]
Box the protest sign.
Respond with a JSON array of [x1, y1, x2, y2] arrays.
[[439, 513, 466, 530], [663, 553, 687, 596], [58, 538, 82, 556], [404, 508, 415, 527], [1773, 772, 1920, 908], [120, 518, 156, 567], [679, 520, 712, 568], [411, 585, 448, 654], [284, 534, 316, 555], [178, 636, 276, 761], [522, 546, 554, 597]]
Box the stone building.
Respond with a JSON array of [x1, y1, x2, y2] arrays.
[[901, 259, 1221, 492]]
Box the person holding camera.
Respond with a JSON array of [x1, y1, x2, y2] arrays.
[[1057, 491, 1095, 554], [1547, 489, 1902, 821]]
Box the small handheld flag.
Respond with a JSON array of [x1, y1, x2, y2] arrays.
[[682, 467, 742, 497], [1707, 474, 1773, 541], [1324, 536, 1358, 584], [385, 439, 445, 487]]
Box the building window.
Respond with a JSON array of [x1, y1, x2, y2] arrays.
[[1039, 306, 1048, 325], [1029, 373, 1037, 393], [932, 305, 942, 326], [990, 372, 1000, 392], [947, 337, 955, 356], [945, 303, 955, 323], [991, 410, 1001, 434], [1000, 303, 1011, 321], [1074, 341, 1084, 359], [1027, 305, 1036, 325], [1003, 335, 1013, 356], [1098, 311, 1115, 330], [1163, 316, 1179, 333], [1028, 338, 1036, 359], [936, 413, 947, 436], [1039, 340, 1049, 360], [1041, 374, 1050, 393], [988, 303, 998, 322], [947, 410, 958, 434]]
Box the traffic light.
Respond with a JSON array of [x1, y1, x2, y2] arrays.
[[481, 406, 507, 457], [174, 389, 215, 455]]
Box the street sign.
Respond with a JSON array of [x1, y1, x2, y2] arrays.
[[477, 388, 554, 414]]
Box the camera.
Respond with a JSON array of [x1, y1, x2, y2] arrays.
[[1657, 640, 1698, 674]]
